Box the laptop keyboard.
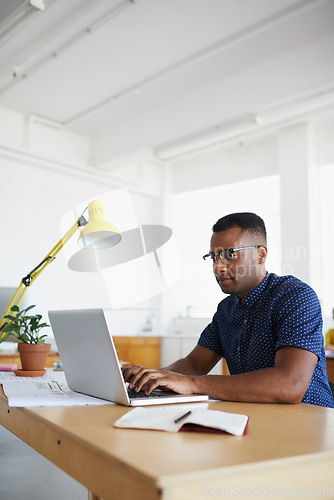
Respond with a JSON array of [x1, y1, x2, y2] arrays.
[[127, 388, 167, 399]]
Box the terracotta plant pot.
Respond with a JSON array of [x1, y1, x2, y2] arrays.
[[18, 343, 51, 372]]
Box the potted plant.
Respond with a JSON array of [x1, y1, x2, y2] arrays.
[[0, 304, 51, 376]]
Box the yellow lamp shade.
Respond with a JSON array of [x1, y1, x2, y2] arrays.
[[78, 200, 122, 249]]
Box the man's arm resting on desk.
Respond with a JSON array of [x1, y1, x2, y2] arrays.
[[122, 345, 317, 404]]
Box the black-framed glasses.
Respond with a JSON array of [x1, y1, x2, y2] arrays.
[[202, 245, 260, 264]]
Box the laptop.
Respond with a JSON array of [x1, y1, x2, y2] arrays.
[[48, 309, 209, 406]]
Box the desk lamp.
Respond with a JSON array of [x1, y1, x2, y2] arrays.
[[0, 200, 121, 335]]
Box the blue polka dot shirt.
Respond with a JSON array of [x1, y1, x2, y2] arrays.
[[198, 273, 334, 408]]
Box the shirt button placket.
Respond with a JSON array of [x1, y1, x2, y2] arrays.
[[236, 299, 246, 371], [240, 301, 248, 370]]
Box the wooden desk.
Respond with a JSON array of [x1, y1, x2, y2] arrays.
[[1, 391, 334, 500]]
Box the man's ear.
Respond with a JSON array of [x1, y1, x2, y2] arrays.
[[258, 246, 267, 264]]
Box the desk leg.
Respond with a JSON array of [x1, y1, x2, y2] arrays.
[[88, 491, 101, 500]]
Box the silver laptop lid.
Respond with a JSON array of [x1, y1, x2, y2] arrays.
[[48, 308, 130, 405]]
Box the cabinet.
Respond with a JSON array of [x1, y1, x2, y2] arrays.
[[114, 337, 161, 369], [0, 337, 161, 370], [326, 356, 334, 384]]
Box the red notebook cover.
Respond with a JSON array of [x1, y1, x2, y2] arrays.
[[179, 419, 249, 435]]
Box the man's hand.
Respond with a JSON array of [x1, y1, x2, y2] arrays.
[[121, 364, 197, 395]]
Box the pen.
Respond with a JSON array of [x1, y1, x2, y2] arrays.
[[174, 410, 192, 424]]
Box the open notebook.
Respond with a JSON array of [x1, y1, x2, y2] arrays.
[[48, 309, 209, 406]]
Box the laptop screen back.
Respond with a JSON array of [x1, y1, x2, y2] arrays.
[[48, 309, 129, 404]]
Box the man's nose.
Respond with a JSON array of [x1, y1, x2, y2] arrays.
[[213, 256, 228, 273]]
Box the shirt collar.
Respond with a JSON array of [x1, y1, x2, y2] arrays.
[[239, 272, 269, 307]]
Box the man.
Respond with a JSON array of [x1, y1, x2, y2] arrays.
[[122, 213, 334, 408]]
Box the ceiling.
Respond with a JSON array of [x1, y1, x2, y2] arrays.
[[0, 0, 334, 163]]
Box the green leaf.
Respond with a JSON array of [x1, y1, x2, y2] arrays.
[[1, 324, 15, 333], [0, 332, 12, 343], [4, 314, 17, 321], [23, 305, 36, 313], [3, 324, 20, 334]]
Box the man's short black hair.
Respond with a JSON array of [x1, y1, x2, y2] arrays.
[[212, 212, 267, 243]]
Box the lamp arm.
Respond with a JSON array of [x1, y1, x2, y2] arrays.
[[0, 214, 87, 334]]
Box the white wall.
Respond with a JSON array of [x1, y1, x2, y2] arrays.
[[0, 108, 165, 342], [170, 134, 278, 193]]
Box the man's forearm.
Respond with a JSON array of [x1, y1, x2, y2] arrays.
[[164, 359, 301, 403], [163, 356, 295, 402], [167, 346, 316, 404], [191, 368, 305, 404], [164, 356, 201, 375], [163, 360, 296, 403]]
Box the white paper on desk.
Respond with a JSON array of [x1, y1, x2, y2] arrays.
[[0, 371, 66, 382], [114, 404, 249, 436], [1, 372, 114, 407]]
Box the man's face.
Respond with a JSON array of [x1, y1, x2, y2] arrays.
[[210, 226, 266, 298]]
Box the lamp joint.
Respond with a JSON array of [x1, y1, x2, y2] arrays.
[[22, 275, 32, 287], [78, 215, 88, 227]]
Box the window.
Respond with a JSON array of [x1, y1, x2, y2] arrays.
[[320, 164, 334, 317], [171, 176, 281, 318]]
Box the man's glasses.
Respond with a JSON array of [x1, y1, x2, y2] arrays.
[[202, 245, 260, 264]]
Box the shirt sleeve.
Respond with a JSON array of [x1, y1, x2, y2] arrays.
[[274, 281, 323, 359], [198, 310, 225, 357]]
